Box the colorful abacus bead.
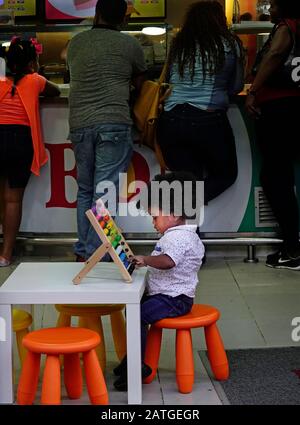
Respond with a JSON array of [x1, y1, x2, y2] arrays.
[[112, 240, 119, 248], [106, 221, 114, 230], [100, 221, 106, 229], [104, 228, 109, 235], [115, 245, 123, 256], [119, 253, 127, 262], [91, 206, 97, 215]]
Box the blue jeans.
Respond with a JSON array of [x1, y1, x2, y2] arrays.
[[141, 293, 193, 361], [70, 124, 133, 258]]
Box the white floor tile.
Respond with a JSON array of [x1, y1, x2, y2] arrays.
[[255, 316, 300, 347], [196, 293, 253, 320], [244, 294, 300, 320], [217, 319, 266, 349]]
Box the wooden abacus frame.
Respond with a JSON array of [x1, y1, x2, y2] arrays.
[[73, 209, 135, 285]]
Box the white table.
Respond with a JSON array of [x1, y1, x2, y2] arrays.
[[0, 262, 146, 405]]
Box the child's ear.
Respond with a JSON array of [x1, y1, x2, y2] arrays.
[[173, 215, 182, 224]]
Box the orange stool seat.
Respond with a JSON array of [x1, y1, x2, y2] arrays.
[[17, 327, 108, 405], [55, 304, 126, 371], [144, 304, 229, 394]]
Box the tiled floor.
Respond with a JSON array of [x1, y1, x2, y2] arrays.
[[1, 248, 300, 405]]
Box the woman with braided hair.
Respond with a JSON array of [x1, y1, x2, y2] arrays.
[[157, 1, 244, 204], [0, 37, 60, 266]]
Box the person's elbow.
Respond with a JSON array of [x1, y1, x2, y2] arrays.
[[50, 86, 61, 97], [132, 72, 146, 93], [41, 81, 61, 97], [229, 80, 244, 96], [163, 255, 176, 269]]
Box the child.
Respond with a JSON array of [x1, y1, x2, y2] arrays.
[[0, 37, 60, 266], [113, 171, 205, 391]]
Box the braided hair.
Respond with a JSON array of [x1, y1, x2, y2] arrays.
[[0, 38, 37, 96], [167, 1, 243, 82]]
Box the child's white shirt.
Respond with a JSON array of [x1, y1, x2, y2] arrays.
[[146, 225, 205, 298]]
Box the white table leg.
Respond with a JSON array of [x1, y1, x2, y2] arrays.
[[126, 303, 142, 404], [0, 304, 14, 404]]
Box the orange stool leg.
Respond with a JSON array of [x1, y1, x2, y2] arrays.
[[143, 326, 163, 384], [16, 328, 29, 367], [176, 329, 194, 393], [204, 323, 229, 380], [64, 353, 83, 399], [83, 316, 106, 372], [110, 310, 126, 361], [83, 349, 108, 405], [17, 351, 41, 405], [41, 355, 61, 405]]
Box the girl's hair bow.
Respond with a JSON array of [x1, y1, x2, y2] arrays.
[[29, 37, 43, 55]]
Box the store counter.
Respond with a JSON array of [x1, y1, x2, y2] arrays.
[[7, 91, 298, 237]]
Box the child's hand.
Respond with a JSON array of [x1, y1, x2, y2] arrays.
[[130, 255, 147, 268]]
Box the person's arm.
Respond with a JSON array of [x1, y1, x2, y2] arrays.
[[246, 25, 293, 116], [228, 42, 245, 96], [132, 71, 146, 93], [40, 80, 61, 97], [131, 254, 175, 270], [130, 38, 147, 93], [60, 40, 70, 62]]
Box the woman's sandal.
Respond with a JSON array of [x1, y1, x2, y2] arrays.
[[0, 257, 11, 267]]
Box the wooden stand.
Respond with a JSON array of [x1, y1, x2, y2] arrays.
[[73, 210, 135, 285]]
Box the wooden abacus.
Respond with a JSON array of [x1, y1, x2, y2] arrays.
[[73, 206, 135, 285]]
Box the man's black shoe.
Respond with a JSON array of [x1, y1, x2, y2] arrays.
[[266, 249, 286, 265], [113, 363, 152, 392], [266, 251, 300, 270], [113, 355, 127, 376]]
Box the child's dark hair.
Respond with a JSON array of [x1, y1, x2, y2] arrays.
[[145, 171, 198, 220], [96, 0, 127, 26], [0, 38, 37, 96]]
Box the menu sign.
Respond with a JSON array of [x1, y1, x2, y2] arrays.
[[46, 0, 165, 20], [131, 0, 165, 18], [0, 0, 36, 16], [46, 0, 97, 19]]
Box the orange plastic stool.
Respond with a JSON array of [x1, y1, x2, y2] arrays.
[[17, 327, 108, 405], [55, 304, 126, 371], [144, 304, 229, 394], [13, 309, 32, 367]]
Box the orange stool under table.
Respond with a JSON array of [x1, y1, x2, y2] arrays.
[[144, 304, 229, 394], [55, 304, 126, 371], [17, 327, 108, 405], [13, 309, 32, 367]]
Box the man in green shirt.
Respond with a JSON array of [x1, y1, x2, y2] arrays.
[[68, 0, 146, 261]]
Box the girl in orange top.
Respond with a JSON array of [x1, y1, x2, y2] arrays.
[[0, 38, 60, 266]]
